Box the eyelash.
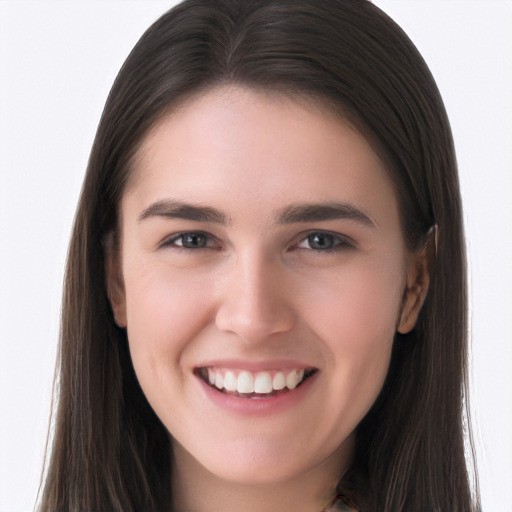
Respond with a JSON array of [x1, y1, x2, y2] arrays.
[[161, 231, 220, 251], [293, 231, 355, 253], [160, 230, 355, 253]]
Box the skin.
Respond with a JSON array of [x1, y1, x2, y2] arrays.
[[107, 85, 429, 512]]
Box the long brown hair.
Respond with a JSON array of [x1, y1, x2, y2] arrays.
[[39, 1, 479, 510]]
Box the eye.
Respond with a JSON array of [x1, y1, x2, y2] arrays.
[[296, 231, 354, 252], [161, 231, 219, 250]]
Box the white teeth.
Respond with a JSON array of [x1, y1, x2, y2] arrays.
[[224, 371, 237, 392], [286, 370, 299, 389], [214, 372, 224, 390], [254, 372, 273, 393], [272, 372, 286, 390], [285, 369, 305, 390], [237, 371, 254, 393], [204, 368, 309, 395]]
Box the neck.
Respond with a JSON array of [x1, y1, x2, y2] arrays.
[[171, 436, 354, 512]]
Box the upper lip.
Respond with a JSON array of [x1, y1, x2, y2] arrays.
[[194, 359, 317, 372]]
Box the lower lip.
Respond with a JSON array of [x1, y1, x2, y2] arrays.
[[197, 372, 318, 416]]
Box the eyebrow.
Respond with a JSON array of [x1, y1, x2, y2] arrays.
[[139, 199, 229, 224], [276, 202, 376, 227], [138, 199, 375, 228]]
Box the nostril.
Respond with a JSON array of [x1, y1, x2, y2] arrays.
[[214, 296, 296, 343]]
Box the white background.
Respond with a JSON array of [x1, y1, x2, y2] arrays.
[[0, 1, 510, 511]]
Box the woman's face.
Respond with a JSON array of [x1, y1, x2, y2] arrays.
[[109, 86, 426, 486]]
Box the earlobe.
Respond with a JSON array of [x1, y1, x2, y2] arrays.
[[104, 232, 127, 328], [397, 228, 436, 334], [397, 280, 427, 334]]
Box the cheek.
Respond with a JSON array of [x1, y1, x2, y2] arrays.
[[123, 263, 214, 383], [307, 256, 403, 334], [303, 257, 404, 393]]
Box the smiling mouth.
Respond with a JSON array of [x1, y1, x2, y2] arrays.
[[196, 367, 317, 398]]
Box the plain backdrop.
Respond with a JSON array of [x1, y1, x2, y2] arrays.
[[1, 1, 511, 511]]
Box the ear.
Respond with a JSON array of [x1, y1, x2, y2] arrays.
[[104, 232, 127, 328], [397, 227, 436, 334]]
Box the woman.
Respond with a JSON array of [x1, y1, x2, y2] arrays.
[[38, 1, 479, 510]]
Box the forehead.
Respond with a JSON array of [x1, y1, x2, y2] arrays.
[[131, 85, 378, 180], [123, 85, 399, 229]]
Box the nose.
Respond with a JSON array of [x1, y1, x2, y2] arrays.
[[215, 251, 296, 344]]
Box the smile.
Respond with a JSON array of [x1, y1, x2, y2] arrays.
[[197, 367, 317, 398]]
